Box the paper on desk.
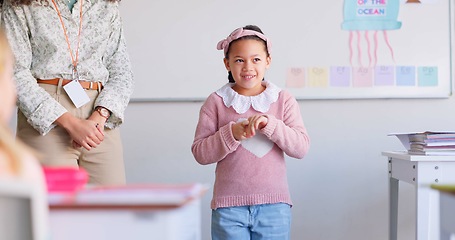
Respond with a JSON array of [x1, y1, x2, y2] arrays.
[[388, 132, 413, 150], [388, 131, 455, 150]]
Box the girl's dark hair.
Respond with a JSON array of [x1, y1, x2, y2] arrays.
[[226, 25, 268, 83], [1, 0, 119, 5], [225, 25, 268, 59]]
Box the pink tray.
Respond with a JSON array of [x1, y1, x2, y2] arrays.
[[43, 167, 88, 193]]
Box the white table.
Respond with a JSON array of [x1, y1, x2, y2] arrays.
[[48, 184, 207, 240], [384, 151, 455, 240], [431, 187, 455, 240]]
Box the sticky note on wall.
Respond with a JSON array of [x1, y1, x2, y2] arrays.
[[308, 67, 329, 87], [352, 67, 373, 87], [286, 67, 305, 88], [418, 66, 438, 86], [375, 66, 394, 86], [396, 66, 416, 86], [330, 66, 351, 87]]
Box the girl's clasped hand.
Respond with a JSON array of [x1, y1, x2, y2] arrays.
[[232, 115, 268, 140]]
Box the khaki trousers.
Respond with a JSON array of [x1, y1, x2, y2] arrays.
[[16, 81, 125, 185]]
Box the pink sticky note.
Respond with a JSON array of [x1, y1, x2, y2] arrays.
[[286, 67, 305, 88], [352, 67, 373, 87]]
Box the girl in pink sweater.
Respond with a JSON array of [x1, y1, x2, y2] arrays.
[[191, 25, 310, 240]]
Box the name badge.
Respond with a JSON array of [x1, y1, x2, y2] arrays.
[[63, 81, 90, 108]]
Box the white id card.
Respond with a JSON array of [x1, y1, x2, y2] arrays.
[[63, 81, 90, 108]]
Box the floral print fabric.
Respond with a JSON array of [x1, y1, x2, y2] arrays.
[[1, 0, 134, 135]]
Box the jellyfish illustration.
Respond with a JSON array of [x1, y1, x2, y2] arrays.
[[341, 0, 402, 68]]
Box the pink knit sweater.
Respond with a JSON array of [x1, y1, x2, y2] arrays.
[[191, 82, 310, 209]]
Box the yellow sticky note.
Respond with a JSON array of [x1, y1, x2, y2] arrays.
[[308, 67, 329, 87]]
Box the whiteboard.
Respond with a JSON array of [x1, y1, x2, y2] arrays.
[[120, 0, 453, 101]]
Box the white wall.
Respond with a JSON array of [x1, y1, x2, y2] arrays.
[[119, 2, 455, 239], [121, 96, 455, 240], [3, 2, 452, 239], [11, 97, 453, 239]]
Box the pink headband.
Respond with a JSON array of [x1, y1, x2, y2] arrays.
[[216, 28, 272, 56]]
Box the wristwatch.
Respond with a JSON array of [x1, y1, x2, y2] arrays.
[[95, 106, 111, 119]]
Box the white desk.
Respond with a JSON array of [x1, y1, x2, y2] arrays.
[[438, 190, 455, 240], [48, 184, 207, 240], [0, 180, 49, 240], [384, 151, 455, 240]]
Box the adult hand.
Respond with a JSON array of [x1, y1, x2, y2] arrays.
[[56, 113, 105, 150], [72, 122, 104, 149], [87, 111, 107, 136]]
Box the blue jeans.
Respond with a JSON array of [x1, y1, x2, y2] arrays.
[[211, 203, 291, 240]]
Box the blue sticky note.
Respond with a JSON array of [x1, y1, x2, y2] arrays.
[[396, 66, 415, 86], [418, 67, 438, 87]]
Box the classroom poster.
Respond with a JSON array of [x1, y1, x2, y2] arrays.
[[283, 0, 452, 99], [121, 0, 452, 100]]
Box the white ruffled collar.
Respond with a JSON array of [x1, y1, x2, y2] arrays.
[[215, 81, 281, 114]]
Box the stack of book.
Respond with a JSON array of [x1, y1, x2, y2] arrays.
[[389, 131, 455, 156], [408, 132, 455, 155]]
